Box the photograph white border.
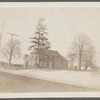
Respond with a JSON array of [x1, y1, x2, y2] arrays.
[[0, 2, 100, 98]]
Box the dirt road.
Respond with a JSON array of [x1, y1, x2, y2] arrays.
[[0, 71, 98, 92]]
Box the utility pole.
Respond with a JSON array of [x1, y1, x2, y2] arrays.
[[7, 32, 18, 41]]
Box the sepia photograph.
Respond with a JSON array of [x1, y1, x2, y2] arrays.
[[0, 2, 100, 98]]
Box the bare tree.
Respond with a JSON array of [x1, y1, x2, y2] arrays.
[[68, 33, 96, 71], [83, 45, 95, 70], [1, 39, 21, 67], [67, 48, 76, 69]]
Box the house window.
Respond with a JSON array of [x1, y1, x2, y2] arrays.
[[49, 61, 52, 68]]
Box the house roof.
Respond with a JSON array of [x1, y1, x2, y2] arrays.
[[29, 48, 68, 61], [36, 48, 60, 57], [61, 56, 68, 61]]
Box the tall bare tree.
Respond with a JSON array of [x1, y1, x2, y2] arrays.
[[68, 33, 95, 71], [83, 45, 95, 70], [1, 39, 21, 67]]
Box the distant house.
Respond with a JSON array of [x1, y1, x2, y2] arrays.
[[0, 61, 8, 67], [24, 48, 68, 69]]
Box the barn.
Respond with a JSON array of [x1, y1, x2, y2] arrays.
[[24, 48, 68, 69]]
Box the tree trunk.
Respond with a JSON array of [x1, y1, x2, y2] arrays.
[[79, 47, 83, 71], [8, 58, 12, 68], [79, 53, 82, 70], [8, 52, 12, 68], [85, 65, 88, 71], [79, 60, 81, 70]]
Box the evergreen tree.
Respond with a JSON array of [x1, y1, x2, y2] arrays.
[[29, 18, 50, 50]]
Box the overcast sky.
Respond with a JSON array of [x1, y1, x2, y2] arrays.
[[0, 6, 100, 65]]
